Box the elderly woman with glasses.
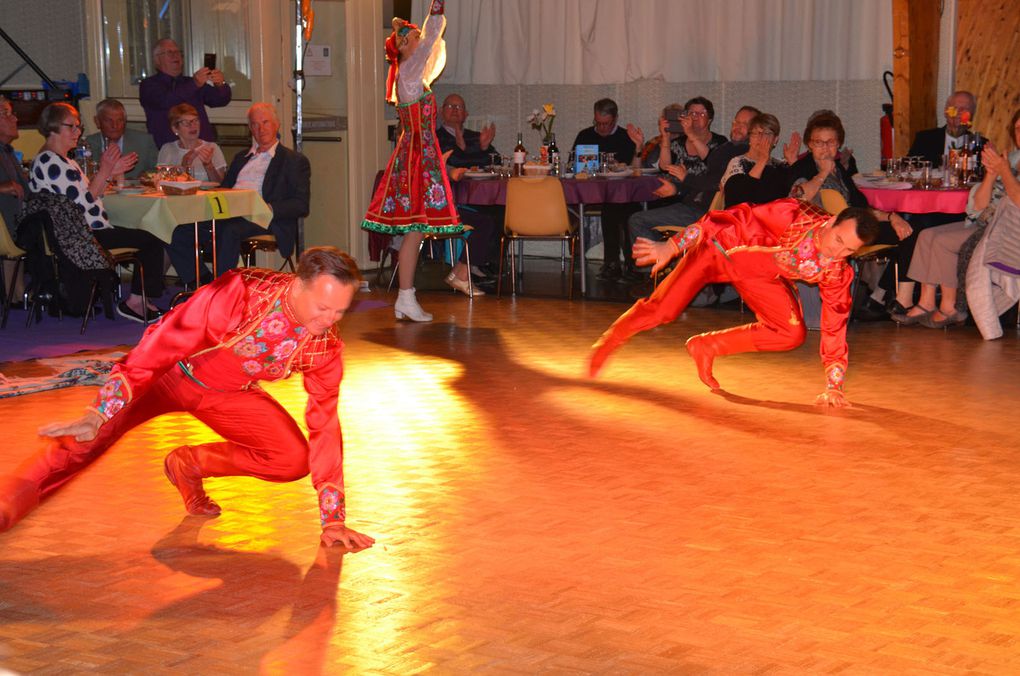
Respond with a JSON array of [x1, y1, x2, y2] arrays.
[[719, 113, 794, 208], [789, 112, 916, 317], [28, 102, 168, 321], [156, 103, 227, 183]]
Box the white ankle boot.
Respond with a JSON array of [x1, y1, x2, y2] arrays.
[[394, 288, 433, 322]]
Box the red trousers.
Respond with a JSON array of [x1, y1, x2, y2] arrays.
[[11, 367, 311, 512], [609, 242, 807, 354]]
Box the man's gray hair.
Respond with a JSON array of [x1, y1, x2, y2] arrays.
[[153, 38, 178, 59], [248, 102, 279, 124], [95, 98, 126, 116]]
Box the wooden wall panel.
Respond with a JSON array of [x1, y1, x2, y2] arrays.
[[892, 0, 941, 156], [955, 0, 1020, 153]]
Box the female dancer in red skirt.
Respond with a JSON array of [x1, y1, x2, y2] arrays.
[[362, 0, 463, 322]]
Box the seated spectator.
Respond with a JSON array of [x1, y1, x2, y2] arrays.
[[140, 38, 232, 148], [789, 111, 913, 317], [439, 159, 499, 296], [85, 98, 158, 181], [720, 113, 792, 207], [169, 103, 310, 283], [908, 91, 987, 167], [595, 97, 731, 281], [570, 98, 644, 281], [29, 102, 168, 321], [896, 110, 1020, 328], [157, 103, 228, 183], [570, 98, 639, 167], [627, 105, 760, 251], [436, 94, 499, 169], [0, 96, 28, 238], [435, 92, 503, 276]]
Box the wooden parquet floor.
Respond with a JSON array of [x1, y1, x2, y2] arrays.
[[2, 288, 1020, 674]]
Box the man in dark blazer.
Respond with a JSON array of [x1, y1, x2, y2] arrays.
[[168, 103, 310, 284], [435, 93, 499, 169], [908, 91, 985, 166]]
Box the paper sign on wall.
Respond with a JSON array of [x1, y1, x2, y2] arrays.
[[305, 45, 332, 77]]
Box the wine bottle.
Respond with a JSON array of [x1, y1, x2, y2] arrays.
[[547, 133, 560, 176], [513, 132, 527, 177]]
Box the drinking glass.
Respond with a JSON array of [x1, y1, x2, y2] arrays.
[[488, 152, 500, 173], [885, 157, 899, 180], [918, 161, 932, 189]]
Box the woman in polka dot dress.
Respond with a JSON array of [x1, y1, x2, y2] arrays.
[[30, 102, 168, 321]]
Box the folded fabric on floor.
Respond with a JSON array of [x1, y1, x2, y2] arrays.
[[0, 351, 126, 399]]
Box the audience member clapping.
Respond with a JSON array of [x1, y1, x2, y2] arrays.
[[157, 103, 228, 183]]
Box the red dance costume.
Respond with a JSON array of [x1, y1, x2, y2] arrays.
[[592, 199, 853, 393], [0, 269, 349, 533], [362, 0, 462, 235]]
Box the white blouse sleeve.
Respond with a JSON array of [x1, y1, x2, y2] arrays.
[[397, 11, 447, 102]]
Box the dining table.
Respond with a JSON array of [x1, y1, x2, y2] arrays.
[[103, 187, 272, 241], [856, 183, 970, 215], [104, 187, 273, 286], [453, 173, 663, 295]]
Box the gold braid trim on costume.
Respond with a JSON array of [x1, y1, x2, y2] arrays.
[[189, 269, 343, 375]]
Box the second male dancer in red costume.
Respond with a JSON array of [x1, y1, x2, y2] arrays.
[[0, 247, 374, 551], [589, 198, 879, 407]]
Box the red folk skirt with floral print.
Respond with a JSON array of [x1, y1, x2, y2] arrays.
[[362, 90, 464, 235]]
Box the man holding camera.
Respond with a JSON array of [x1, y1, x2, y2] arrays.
[[140, 38, 232, 147]]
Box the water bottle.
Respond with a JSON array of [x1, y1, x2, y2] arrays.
[[74, 137, 95, 180]]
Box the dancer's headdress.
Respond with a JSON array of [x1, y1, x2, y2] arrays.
[[385, 20, 419, 104]]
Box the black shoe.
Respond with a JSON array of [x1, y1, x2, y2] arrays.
[[596, 261, 622, 281], [854, 298, 890, 322], [145, 306, 165, 321], [885, 299, 910, 316], [628, 279, 655, 299], [116, 301, 146, 323], [619, 265, 645, 283]]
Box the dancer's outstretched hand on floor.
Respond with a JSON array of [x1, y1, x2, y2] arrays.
[[814, 390, 851, 408], [321, 523, 376, 551], [38, 411, 103, 441], [632, 237, 677, 275]]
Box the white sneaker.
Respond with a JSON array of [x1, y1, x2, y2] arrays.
[[444, 272, 485, 297], [394, 289, 433, 322]]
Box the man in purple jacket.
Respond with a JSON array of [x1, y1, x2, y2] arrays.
[[140, 38, 232, 147]]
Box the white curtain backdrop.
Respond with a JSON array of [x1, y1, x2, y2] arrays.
[[410, 0, 892, 84]]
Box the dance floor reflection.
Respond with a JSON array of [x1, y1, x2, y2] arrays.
[[2, 289, 1020, 673]]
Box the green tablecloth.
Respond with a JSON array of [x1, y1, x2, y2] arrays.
[[103, 189, 272, 242]]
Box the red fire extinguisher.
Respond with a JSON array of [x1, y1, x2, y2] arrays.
[[881, 71, 894, 162]]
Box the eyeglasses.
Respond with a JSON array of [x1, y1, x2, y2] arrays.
[[749, 130, 775, 138], [175, 118, 200, 127], [443, 104, 465, 111], [0, 109, 15, 119], [809, 139, 839, 148], [157, 48, 183, 57], [685, 110, 709, 118], [60, 122, 84, 132]]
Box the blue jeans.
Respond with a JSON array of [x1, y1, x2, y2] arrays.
[[627, 202, 707, 246]]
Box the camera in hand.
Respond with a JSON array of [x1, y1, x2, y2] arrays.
[[665, 108, 687, 134], [204, 53, 217, 70]]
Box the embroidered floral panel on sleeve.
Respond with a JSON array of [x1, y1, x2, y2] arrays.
[[319, 484, 346, 526], [91, 373, 131, 420]]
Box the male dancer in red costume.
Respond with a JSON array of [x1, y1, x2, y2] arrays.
[[589, 198, 879, 407], [0, 247, 375, 551]]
